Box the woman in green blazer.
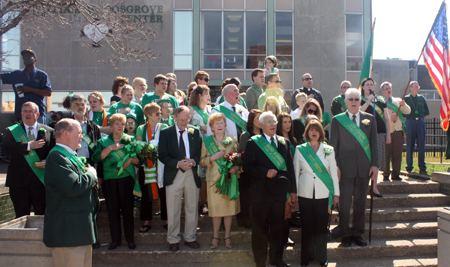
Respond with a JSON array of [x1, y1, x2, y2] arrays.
[[93, 113, 142, 250]]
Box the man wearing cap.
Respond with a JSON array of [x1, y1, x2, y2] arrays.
[[291, 73, 324, 112], [243, 111, 297, 267], [331, 81, 352, 116], [1, 49, 52, 123]]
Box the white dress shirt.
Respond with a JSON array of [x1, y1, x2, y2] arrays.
[[207, 100, 249, 138], [347, 110, 361, 127], [294, 143, 340, 199], [175, 124, 191, 159], [25, 122, 38, 151], [263, 133, 278, 147]]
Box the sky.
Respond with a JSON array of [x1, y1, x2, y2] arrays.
[[372, 0, 445, 61]]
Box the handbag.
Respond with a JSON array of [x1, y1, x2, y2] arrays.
[[326, 204, 343, 241]]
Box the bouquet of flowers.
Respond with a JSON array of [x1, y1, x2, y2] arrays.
[[225, 151, 244, 167], [117, 140, 157, 175], [215, 151, 244, 201]]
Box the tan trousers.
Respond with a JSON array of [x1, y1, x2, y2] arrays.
[[51, 245, 92, 267], [165, 169, 199, 244]]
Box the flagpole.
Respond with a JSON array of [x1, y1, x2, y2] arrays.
[[397, 2, 447, 115]]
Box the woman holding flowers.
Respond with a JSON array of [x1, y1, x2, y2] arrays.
[[136, 103, 168, 232], [294, 120, 339, 267], [93, 113, 142, 251], [200, 112, 240, 249]]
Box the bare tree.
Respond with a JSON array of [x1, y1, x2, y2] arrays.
[[0, 0, 158, 67]]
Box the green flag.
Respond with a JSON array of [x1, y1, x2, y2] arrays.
[[359, 20, 375, 85]]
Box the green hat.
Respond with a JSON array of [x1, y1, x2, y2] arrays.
[[125, 112, 137, 121], [157, 99, 171, 105]]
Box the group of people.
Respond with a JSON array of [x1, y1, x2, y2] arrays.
[[1, 50, 431, 267]]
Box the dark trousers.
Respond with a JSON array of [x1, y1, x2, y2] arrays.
[[252, 201, 285, 266], [339, 175, 370, 237], [138, 167, 167, 221], [298, 197, 328, 264], [236, 172, 251, 223], [406, 119, 426, 171], [102, 176, 135, 243], [9, 185, 46, 218], [385, 130, 404, 177]]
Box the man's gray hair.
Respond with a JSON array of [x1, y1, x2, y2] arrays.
[[340, 80, 352, 88], [344, 88, 361, 100], [21, 101, 39, 113], [380, 81, 392, 91], [409, 81, 420, 88], [259, 111, 276, 124], [54, 118, 77, 139], [174, 105, 190, 117], [70, 94, 87, 105], [222, 84, 237, 94]]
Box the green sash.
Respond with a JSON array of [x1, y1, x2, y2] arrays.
[[81, 131, 96, 151], [7, 124, 45, 185], [102, 137, 141, 197], [213, 105, 247, 130], [251, 84, 265, 94], [250, 135, 287, 171], [336, 95, 347, 111], [50, 145, 86, 173], [192, 105, 209, 125], [362, 96, 385, 123], [203, 135, 239, 201], [385, 100, 406, 133], [297, 143, 334, 213], [334, 113, 371, 162]]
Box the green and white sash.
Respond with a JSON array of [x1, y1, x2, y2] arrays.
[[143, 124, 160, 184], [336, 95, 347, 111], [7, 123, 45, 185], [50, 145, 87, 173], [213, 105, 247, 131], [250, 135, 287, 171], [385, 100, 406, 133], [81, 131, 96, 151], [192, 105, 209, 125], [362, 96, 385, 123], [334, 113, 372, 162], [297, 143, 334, 213]]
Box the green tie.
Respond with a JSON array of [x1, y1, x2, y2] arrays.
[[389, 97, 393, 102], [352, 115, 357, 124], [270, 137, 277, 150], [28, 126, 35, 140]]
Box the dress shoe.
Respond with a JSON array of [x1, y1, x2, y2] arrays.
[[270, 261, 289, 267], [383, 175, 390, 181], [128, 241, 136, 249], [92, 242, 100, 249], [420, 170, 428, 175], [108, 241, 121, 250], [391, 175, 402, 181], [340, 236, 351, 247], [184, 240, 200, 249], [169, 243, 179, 251], [163, 224, 168, 230], [285, 237, 295, 246], [300, 261, 309, 267], [351, 236, 368, 246], [373, 192, 383, 198], [320, 261, 328, 267]]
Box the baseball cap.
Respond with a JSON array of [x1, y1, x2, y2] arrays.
[[21, 49, 36, 58]]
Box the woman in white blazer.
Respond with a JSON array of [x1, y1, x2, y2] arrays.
[[294, 119, 339, 267]]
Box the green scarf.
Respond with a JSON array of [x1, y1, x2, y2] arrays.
[[334, 113, 371, 162]]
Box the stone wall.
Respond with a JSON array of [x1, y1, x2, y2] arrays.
[[0, 184, 14, 224]]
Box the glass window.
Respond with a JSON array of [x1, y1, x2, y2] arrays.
[[2, 26, 21, 71], [246, 12, 266, 69], [346, 14, 363, 71], [224, 12, 244, 55], [203, 12, 222, 54], [276, 13, 293, 69], [346, 0, 363, 13], [347, 57, 362, 71], [174, 12, 193, 70], [1, 92, 15, 112]]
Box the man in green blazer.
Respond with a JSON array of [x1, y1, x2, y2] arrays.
[[159, 106, 203, 251], [44, 119, 99, 267]]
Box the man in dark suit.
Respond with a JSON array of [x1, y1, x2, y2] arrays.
[[330, 88, 378, 248], [44, 118, 99, 267], [159, 106, 203, 251], [1, 101, 54, 218], [243, 111, 297, 267]]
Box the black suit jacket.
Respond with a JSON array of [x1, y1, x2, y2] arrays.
[[243, 134, 296, 203], [159, 125, 203, 188], [329, 111, 378, 179], [2, 123, 55, 188]]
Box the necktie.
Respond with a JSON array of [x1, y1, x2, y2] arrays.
[[352, 114, 357, 124], [270, 137, 277, 150], [28, 126, 35, 140], [232, 107, 243, 138], [179, 130, 186, 159], [389, 97, 393, 102]]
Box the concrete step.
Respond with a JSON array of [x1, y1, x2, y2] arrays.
[[376, 179, 440, 194], [366, 193, 450, 208], [96, 221, 437, 245], [91, 237, 437, 264], [93, 255, 438, 266]]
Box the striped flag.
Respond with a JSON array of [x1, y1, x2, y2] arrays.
[[423, 2, 450, 130]]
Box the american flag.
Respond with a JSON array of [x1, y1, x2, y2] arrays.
[[423, 2, 450, 130]]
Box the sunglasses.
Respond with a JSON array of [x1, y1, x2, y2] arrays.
[[126, 122, 136, 126], [201, 77, 210, 82], [303, 78, 313, 81], [272, 80, 282, 84], [154, 112, 162, 116], [347, 98, 360, 102], [307, 109, 318, 114]]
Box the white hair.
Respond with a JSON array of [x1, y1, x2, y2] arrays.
[[259, 111, 276, 124], [344, 88, 361, 100], [340, 80, 352, 88], [223, 84, 237, 94], [380, 81, 392, 90]]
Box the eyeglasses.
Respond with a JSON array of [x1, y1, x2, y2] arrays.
[[264, 120, 278, 125], [307, 109, 318, 114], [342, 86, 350, 89], [126, 122, 136, 126], [272, 80, 282, 84], [22, 110, 37, 114], [201, 77, 210, 82], [347, 98, 360, 102], [303, 78, 313, 81], [154, 112, 162, 116]]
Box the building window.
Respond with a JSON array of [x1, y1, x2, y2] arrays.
[[174, 11, 193, 70], [346, 14, 363, 71], [2, 26, 21, 71], [275, 12, 293, 69]]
